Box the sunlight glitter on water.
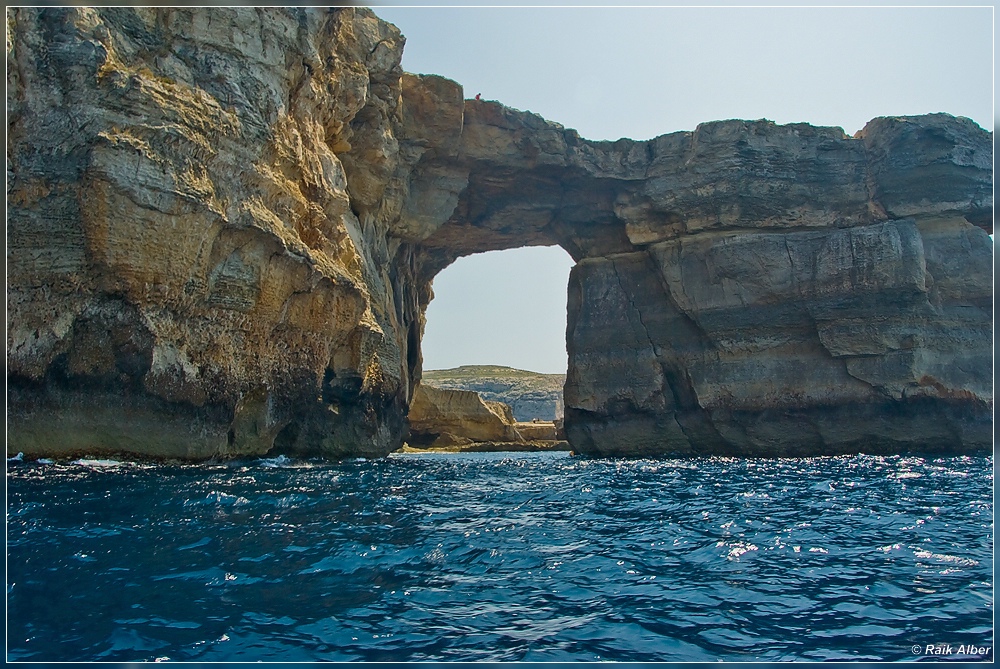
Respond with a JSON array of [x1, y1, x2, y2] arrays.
[[6, 451, 994, 662]]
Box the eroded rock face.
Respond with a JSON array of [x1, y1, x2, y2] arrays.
[[515, 421, 559, 441], [402, 89, 993, 456], [7, 7, 992, 459], [565, 219, 992, 456], [407, 385, 522, 447], [7, 7, 418, 459]]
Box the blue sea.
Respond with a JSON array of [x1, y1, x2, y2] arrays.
[[6, 451, 994, 662]]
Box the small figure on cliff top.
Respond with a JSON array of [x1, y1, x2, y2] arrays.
[[475, 93, 481, 101]]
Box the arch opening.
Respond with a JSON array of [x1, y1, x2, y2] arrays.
[[422, 246, 574, 376], [405, 246, 575, 451]]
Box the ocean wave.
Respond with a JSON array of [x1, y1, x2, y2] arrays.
[[6, 451, 993, 663]]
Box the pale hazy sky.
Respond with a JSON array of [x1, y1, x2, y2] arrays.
[[373, 5, 993, 375]]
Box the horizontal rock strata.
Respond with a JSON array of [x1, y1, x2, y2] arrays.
[[421, 366, 565, 421], [515, 421, 559, 441], [407, 384, 522, 448], [7, 7, 993, 459], [8, 7, 417, 459]]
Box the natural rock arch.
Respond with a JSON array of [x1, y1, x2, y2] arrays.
[[6, 8, 993, 460], [398, 73, 992, 456]]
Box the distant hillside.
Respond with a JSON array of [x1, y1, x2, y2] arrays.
[[421, 365, 565, 421]]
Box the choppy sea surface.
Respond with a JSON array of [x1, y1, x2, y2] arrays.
[[6, 451, 994, 662]]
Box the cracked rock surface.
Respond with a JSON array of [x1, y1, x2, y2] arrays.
[[7, 7, 993, 459]]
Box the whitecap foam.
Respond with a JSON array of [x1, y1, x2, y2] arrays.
[[913, 550, 978, 567], [205, 491, 248, 506], [71, 458, 122, 467], [723, 542, 758, 560], [259, 454, 294, 468]]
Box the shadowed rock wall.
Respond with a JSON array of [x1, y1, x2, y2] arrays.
[[7, 7, 992, 459], [400, 77, 993, 456]]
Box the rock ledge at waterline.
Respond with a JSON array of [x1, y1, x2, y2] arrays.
[[7, 7, 992, 459], [405, 384, 564, 452]]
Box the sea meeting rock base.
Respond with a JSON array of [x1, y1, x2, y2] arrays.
[[6, 7, 993, 459], [398, 440, 571, 455]]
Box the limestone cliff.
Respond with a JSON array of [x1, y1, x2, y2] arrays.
[[422, 365, 564, 421], [7, 7, 420, 459], [7, 7, 993, 459], [401, 87, 993, 456], [407, 384, 522, 448], [407, 383, 562, 449]]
